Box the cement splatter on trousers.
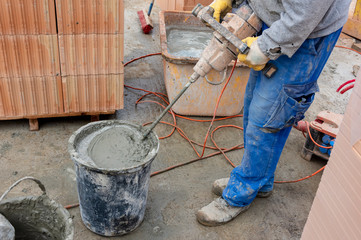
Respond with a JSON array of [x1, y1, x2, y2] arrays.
[[223, 28, 342, 207]]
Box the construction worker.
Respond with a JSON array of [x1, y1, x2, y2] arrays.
[[197, 0, 351, 226]]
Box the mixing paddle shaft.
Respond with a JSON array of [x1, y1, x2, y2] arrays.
[[142, 72, 200, 139]]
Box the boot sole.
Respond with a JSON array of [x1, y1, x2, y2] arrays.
[[196, 204, 251, 227], [212, 188, 272, 198]]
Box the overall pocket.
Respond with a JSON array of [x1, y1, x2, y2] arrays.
[[262, 82, 319, 132]]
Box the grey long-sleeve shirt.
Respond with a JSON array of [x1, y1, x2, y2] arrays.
[[236, 0, 351, 59]]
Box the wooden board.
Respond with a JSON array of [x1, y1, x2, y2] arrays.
[[343, 0, 361, 40]]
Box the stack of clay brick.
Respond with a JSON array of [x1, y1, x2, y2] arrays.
[[56, 0, 124, 113], [0, 0, 62, 119], [157, 0, 213, 11], [302, 69, 361, 239], [0, 0, 124, 129]]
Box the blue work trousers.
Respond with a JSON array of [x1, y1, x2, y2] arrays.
[[222, 28, 342, 207]]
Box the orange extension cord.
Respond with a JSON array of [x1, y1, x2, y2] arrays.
[[65, 45, 360, 209], [123, 54, 326, 184]]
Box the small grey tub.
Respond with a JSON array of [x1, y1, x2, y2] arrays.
[[0, 177, 74, 240]]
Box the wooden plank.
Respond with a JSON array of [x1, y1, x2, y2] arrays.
[[343, 0, 361, 40], [29, 119, 39, 131], [343, 18, 361, 40], [0, 110, 116, 121]]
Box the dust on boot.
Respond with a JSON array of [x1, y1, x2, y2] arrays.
[[196, 197, 250, 226]]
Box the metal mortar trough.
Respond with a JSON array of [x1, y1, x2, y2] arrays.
[[68, 120, 159, 236], [0, 177, 74, 240], [159, 11, 251, 116]]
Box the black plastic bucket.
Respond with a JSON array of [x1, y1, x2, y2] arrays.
[[0, 177, 74, 240], [68, 120, 159, 236]]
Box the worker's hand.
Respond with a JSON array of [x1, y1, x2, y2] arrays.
[[238, 37, 269, 71], [209, 0, 232, 22]]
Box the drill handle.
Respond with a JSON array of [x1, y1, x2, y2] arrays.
[[192, 4, 249, 54]]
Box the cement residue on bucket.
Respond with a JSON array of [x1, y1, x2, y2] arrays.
[[68, 121, 159, 236], [74, 121, 157, 170]]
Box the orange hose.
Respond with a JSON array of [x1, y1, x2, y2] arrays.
[[65, 50, 342, 209], [199, 60, 238, 158], [274, 166, 326, 183], [124, 54, 329, 184], [307, 122, 332, 149], [335, 45, 361, 55], [124, 53, 162, 66], [64, 203, 80, 209]]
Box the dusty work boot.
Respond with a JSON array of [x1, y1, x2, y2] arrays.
[[212, 178, 273, 198], [196, 197, 250, 226]]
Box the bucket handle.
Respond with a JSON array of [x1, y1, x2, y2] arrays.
[[0, 176, 47, 203]]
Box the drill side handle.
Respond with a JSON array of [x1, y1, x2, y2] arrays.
[[192, 4, 249, 55]]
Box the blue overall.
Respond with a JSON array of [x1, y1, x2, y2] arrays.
[[222, 28, 342, 207]]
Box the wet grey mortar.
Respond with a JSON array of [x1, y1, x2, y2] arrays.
[[0, 213, 15, 240], [70, 120, 159, 172], [0, 195, 74, 240], [166, 26, 212, 58], [84, 125, 152, 169]]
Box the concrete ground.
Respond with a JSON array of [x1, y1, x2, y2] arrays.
[[0, 1, 360, 239]]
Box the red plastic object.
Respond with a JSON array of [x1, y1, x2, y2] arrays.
[[137, 10, 153, 34], [337, 79, 355, 94], [294, 120, 308, 132]]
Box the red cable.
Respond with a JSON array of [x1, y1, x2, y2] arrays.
[[124, 53, 162, 66], [274, 166, 326, 184], [335, 45, 361, 55], [210, 125, 243, 168], [64, 203, 80, 209], [306, 122, 332, 149], [66, 50, 346, 208], [336, 79, 355, 92], [199, 60, 238, 158], [340, 84, 355, 94], [150, 145, 243, 177], [122, 53, 330, 183]]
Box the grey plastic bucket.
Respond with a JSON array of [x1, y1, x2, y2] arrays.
[[0, 177, 74, 240], [68, 120, 159, 236]]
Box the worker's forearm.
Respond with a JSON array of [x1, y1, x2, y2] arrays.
[[253, 0, 336, 59]]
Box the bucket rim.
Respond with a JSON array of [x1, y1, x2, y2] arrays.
[[68, 120, 160, 174], [0, 194, 74, 240]]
